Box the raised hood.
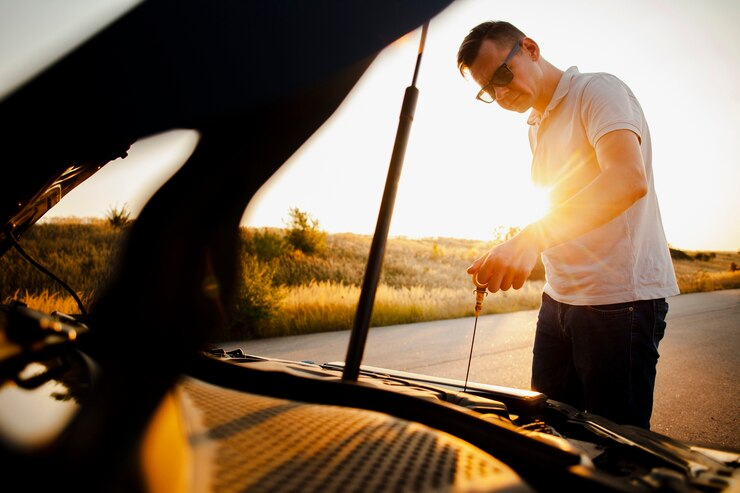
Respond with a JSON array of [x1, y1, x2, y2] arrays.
[[0, 0, 453, 254]]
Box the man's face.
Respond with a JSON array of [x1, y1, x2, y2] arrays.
[[469, 39, 536, 113]]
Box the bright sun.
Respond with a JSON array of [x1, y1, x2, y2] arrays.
[[513, 182, 552, 227]]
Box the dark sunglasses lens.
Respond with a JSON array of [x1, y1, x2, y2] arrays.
[[492, 65, 514, 86]]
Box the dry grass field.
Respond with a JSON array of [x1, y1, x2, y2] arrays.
[[2, 222, 738, 340], [671, 250, 740, 293]]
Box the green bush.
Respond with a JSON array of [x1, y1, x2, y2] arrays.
[[242, 227, 288, 261], [670, 247, 692, 261], [105, 203, 132, 229], [285, 207, 327, 255], [694, 252, 716, 261], [225, 253, 286, 340]]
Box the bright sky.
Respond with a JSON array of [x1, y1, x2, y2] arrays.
[[13, 0, 739, 251]]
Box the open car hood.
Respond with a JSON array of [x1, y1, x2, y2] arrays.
[[0, 0, 450, 252]]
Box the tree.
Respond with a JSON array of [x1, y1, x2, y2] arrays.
[[284, 207, 326, 255]]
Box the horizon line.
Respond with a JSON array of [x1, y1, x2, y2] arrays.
[[37, 215, 737, 253]]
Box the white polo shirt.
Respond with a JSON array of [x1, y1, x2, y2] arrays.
[[527, 66, 679, 305]]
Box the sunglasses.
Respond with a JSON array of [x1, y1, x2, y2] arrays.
[[476, 40, 522, 103]]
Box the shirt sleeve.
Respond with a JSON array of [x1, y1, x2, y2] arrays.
[[580, 73, 643, 149]]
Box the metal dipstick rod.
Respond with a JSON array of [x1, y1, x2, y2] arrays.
[[463, 286, 487, 392]]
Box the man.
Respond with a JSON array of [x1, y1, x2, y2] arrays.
[[457, 21, 679, 429]]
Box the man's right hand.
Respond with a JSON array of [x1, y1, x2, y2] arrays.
[[467, 231, 541, 293]]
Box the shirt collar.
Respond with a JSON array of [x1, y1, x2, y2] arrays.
[[527, 66, 579, 126]]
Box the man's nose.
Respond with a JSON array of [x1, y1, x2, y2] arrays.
[[494, 85, 510, 99]]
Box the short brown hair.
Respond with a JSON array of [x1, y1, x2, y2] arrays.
[[457, 21, 526, 77]]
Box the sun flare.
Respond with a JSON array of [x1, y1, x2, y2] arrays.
[[515, 182, 551, 227]]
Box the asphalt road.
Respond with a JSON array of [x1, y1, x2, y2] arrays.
[[224, 289, 740, 451]]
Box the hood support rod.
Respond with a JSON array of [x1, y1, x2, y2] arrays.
[[343, 22, 429, 381]]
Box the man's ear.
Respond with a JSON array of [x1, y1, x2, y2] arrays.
[[521, 37, 540, 61]]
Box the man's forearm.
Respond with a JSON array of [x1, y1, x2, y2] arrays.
[[522, 164, 647, 252]]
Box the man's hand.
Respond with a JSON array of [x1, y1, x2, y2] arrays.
[[467, 232, 541, 292]]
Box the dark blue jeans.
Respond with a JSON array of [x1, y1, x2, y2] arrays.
[[531, 293, 669, 429]]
